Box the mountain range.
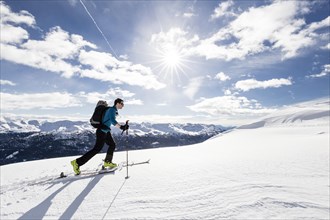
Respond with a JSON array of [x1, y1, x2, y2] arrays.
[[0, 117, 228, 165]]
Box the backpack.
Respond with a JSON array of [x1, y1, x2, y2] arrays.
[[90, 100, 110, 129]]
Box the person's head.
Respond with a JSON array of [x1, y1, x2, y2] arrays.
[[114, 98, 124, 109]]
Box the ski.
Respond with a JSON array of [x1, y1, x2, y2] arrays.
[[57, 162, 124, 180], [123, 159, 150, 167], [99, 162, 123, 174], [57, 168, 115, 180], [52, 159, 150, 183]]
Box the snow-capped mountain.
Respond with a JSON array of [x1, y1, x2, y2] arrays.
[[1, 98, 329, 219], [0, 117, 227, 165], [0, 116, 226, 135]]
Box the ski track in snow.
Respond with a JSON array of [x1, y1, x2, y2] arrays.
[[1, 101, 329, 219]]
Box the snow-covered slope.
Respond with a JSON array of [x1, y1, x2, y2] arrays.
[[239, 98, 329, 129], [1, 99, 329, 219]]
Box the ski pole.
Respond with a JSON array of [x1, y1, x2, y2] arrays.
[[120, 120, 129, 179], [125, 150, 129, 179]]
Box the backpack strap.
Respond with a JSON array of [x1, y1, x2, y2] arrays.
[[100, 107, 111, 129]]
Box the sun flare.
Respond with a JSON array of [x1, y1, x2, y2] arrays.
[[162, 46, 181, 68], [150, 43, 192, 83]]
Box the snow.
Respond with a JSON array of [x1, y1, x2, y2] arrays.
[[0, 116, 225, 136], [1, 99, 329, 219]]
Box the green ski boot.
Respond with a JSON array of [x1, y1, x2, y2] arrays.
[[71, 160, 81, 175], [103, 161, 117, 169]]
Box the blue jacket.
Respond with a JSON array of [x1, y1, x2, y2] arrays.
[[101, 106, 118, 133]]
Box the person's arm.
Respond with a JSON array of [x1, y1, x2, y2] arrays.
[[109, 108, 124, 129]]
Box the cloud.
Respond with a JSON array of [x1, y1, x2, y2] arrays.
[[0, 23, 30, 44], [150, 28, 199, 56], [68, 0, 78, 7], [183, 77, 203, 99], [0, 80, 16, 86], [23, 27, 97, 59], [125, 98, 143, 105], [235, 78, 292, 92], [183, 12, 195, 18], [210, 0, 236, 20], [79, 50, 166, 89], [78, 87, 143, 105], [0, 92, 81, 110], [191, 1, 329, 61], [214, 72, 231, 81], [0, 2, 35, 26], [0, 2, 165, 90], [106, 87, 135, 98], [321, 43, 330, 50], [0, 2, 35, 44], [1, 23, 95, 78], [187, 95, 276, 116], [0, 86, 143, 111], [306, 64, 330, 78]]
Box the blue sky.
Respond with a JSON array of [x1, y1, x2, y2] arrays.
[[0, 0, 329, 126]]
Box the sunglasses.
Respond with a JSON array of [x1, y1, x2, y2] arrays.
[[120, 102, 124, 106]]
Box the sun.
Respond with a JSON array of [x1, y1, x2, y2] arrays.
[[151, 43, 191, 83], [162, 45, 181, 68]]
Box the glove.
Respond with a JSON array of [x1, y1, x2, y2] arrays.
[[120, 124, 129, 131]]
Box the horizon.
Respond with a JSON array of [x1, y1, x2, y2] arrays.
[[1, 0, 329, 127], [1, 96, 329, 127]]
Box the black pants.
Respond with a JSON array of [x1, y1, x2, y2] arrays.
[[76, 129, 116, 166]]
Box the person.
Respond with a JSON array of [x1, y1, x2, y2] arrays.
[[71, 98, 128, 175]]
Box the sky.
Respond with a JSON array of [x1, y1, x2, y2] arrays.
[[0, 0, 329, 126]]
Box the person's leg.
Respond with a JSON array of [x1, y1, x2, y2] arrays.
[[76, 129, 106, 166], [104, 132, 116, 163]]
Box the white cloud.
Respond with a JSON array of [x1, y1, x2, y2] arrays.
[[23, 27, 97, 59], [0, 2, 35, 26], [68, 0, 78, 7], [125, 99, 143, 105], [0, 25, 95, 78], [224, 89, 232, 95], [106, 87, 135, 98], [0, 23, 29, 44], [183, 12, 195, 18], [78, 88, 142, 106], [0, 2, 165, 90], [1, 42, 81, 78], [214, 72, 231, 81], [187, 95, 276, 116], [119, 54, 129, 60], [210, 0, 236, 20], [183, 77, 203, 99], [308, 16, 330, 31], [0, 92, 81, 110], [307, 64, 330, 78], [191, 1, 329, 61], [321, 43, 330, 50], [0, 80, 16, 86], [156, 102, 168, 106], [235, 78, 292, 92], [0, 3, 34, 44], [79, 50, 166, 90], [181, 4, 196, 18], [0, 87, 143, 111], [150, 28, 199, 56]]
